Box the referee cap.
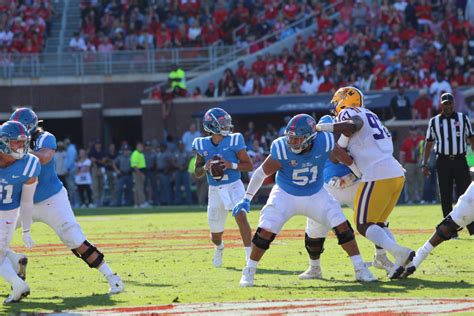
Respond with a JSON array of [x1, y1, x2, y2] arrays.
[[440, 93, 454, 104]]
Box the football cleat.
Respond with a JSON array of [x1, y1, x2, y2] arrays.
[[299, 266, 323, 280], [4, 280, 29, 304], [240, 267, 256, 287], [6, 252, 28, 281], [107, 273, 124, 294], [372, 254, 394, 275], [212, 246, 224, 268], [389, 246, 415, 280], [355, 265, 377, 282], [401, 263, 417, 279]]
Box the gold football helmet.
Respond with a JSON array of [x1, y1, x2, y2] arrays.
[[330, 87, 364, 115]]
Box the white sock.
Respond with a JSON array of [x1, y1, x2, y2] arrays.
[[365, 225, 398, 253], [350, 255, 363, 268], [98, 262, 114, 277], [0, 258, 22, 287], [383, 226, 396, 242], [375, 248, 387, 256], [309, 259, 320, 268], [413, 241, 434, 268], [216, 241, 224, 250], [244, 247, 251, 261], [247, 259, 258, 269]]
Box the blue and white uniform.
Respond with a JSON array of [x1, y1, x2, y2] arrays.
[[258, 133, 347, 235], [192, 133, 246, 232], [22, 131, 86, 249], [0, 154, 40, 251]]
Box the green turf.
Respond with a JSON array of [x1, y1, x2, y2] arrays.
[[1, 204, 473, 313]]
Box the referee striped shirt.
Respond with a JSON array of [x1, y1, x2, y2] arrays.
[[426, 112, 474, 155]]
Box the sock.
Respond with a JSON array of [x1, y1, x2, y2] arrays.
[[309, 259, 320, 268], [375, 248, 387, 256], [413, 241, 434, 268], [383, 226, 396, 242], [247, 259, 258, 269], [98, 262, 114, 277], [350, 255, 363, 268], [244, 247, 251, 261], [0, 258, 22, 287], [365, 225, 398, 253], [216, 241, 224, 250]]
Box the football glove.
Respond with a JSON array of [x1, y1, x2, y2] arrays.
[[232, 198, 251, 217]]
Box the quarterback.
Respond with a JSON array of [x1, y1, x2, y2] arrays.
[[233, 113, 375, 287], [9, 108, 123, 294], [316, 86, 414, 279], [192, 108, 253, 267], [0, 121, 40, 303]]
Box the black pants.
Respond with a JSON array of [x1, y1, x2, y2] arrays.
[[77, 184, 93, 206], [436, 155, 474, 235]]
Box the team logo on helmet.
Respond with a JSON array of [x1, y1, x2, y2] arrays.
[[203, 107, 233, 136]]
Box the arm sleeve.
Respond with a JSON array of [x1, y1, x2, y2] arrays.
[[244, 166, 269, 201], [20, 180, 38, 232]]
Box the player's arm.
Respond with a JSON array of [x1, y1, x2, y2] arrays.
[[317, 116, 364, 137], [330, 144, 362, 178], [20, 176, 38, 247], [194, 153, 210, 178], [221, 149, 253, 172], [31, 147, 55, 165]]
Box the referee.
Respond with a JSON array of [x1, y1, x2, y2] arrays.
[[422, 92, 474, 236]]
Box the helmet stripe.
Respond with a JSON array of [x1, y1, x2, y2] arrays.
[[13, 108, 23, 122], [289, 114, 305, 133]]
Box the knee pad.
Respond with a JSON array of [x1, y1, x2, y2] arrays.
[[435, 215, 461, 240], [71, 240, 104, 268], [304, 233, 325, 257], [333, 221, 355, 245], [252, 227, 276, 250], [59, 222, 87, 249]]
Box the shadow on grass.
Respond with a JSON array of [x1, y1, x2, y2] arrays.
[[225, 266, 301, 276]]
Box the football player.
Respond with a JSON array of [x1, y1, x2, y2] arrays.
[[8, 108, 123, 294], [299, 115, 394, 280], [233, 114, 375, 287], [315, 86, 414, 279], [0, 121, 40, 303], [403, 181, 474, 278], [192, 108, 253, 267]]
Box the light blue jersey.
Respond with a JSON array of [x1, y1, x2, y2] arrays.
[[271, 133, 334, 196], [0, 153, 41, 211], [192, 133, 246, 186], [32, 131, 63, 203], [317, 115, 353, 184]]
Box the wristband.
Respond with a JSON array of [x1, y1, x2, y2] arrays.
[[337, 135, 349, 148], [316, 123, 334, 132], [231, 162, 238, 170]]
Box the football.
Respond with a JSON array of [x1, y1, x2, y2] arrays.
[[210, 156, 225, 181]]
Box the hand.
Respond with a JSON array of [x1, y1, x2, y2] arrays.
[[421, 166, 431, 177], [22, 231, 35, 248], [232, 198, 251, 217], [220, 159, 232, 170]]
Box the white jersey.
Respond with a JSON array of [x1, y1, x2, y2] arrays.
[[337, 107, 404, 181]]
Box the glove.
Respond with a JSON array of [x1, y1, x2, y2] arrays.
[[232, 198, 251, 217], [22, 231, 35, 248]]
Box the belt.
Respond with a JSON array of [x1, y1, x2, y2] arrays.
[[437, 154, 466, 160]]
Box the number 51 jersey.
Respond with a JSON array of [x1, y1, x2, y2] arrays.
[[337, 107, 404, 182]]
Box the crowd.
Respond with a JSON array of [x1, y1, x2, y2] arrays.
[[204, 0, 473, 103], [74, 0, 312, 52]]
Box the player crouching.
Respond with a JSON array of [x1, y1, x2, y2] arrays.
[[403, 181, 474, 278], [233, 114, 375, 287]]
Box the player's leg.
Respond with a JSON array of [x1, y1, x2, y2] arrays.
[[240, 186, 292, 287], [299, 218, 328, 279], [371, 223, 395, 274], [229, 181, 252, 261], [403, 182, 474, 278], [355, 177, 414, 279], [35, 189, 123, 293], [207, 186, 227, 267], [0, 209, 30, 303]]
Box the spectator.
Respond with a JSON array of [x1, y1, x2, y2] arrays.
[[131, 142, 148, 208], [168, 64, 187, 97], [55, 141, 68, 192], [452, 82, 468, 114], [412, 89, 433, 119], [173, 141, 192, 205], [247, 139, 265, 177], [105, 143, 118, 206], [300, 73, 318, 95], [69, 32, 87, 52], [75, 148, 94, 208], [429, 73, 452, 112], [64, 138, 78, 206], [143, 141, 157, 205], [156, 142, 173, 205], [204, 81, 217, 98], [113, 144, 133, 206], [390, 87, 412, 120], [400, 126, 424, 203], [89, 141, 107, 206], [182, 123, 202, 153]]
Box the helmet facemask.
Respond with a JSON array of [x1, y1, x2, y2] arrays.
[[206, 113, 233, 136], [1, 137, 30, 160], [286, 131, 316, 154]]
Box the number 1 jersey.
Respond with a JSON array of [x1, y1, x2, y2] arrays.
[[337, 107, 404, 181]]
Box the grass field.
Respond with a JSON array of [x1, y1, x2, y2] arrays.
[[1, 204, 474, 314]]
